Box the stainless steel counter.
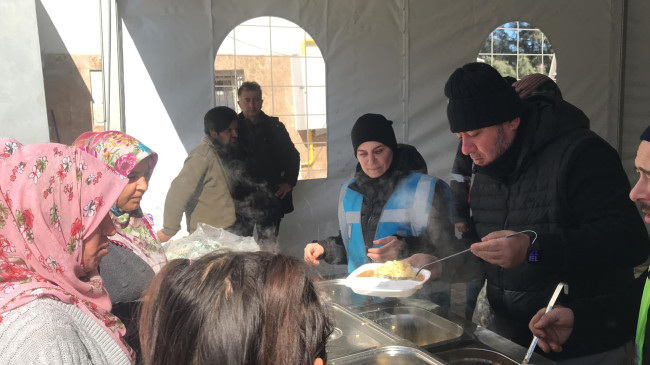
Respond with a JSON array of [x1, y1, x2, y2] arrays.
[[315, 279, 557, 365]]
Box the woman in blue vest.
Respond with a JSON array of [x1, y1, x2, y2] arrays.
[[304, 114, 460, 285]]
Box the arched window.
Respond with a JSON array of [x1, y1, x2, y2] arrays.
[[478, 21, 557, 80], [215, 16, 327, 180]]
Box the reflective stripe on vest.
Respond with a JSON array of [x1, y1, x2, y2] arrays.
[[635, 270, 650, 364], [337, 173, 437, 272]]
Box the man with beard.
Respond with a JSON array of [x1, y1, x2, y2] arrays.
[[158, 106, 243, 241], [236, 81, 300, 244], [529, 126, 650, 365], [445, 62, 649, 362]]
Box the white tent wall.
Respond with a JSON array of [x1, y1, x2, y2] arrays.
[[622, 0, 650, 189], [116, 0, 636, 265], [408, 0, 625, 179], [1, 0, 49, 144]]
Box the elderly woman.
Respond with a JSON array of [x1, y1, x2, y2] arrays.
[[304, 114, 460, 285], [0, 138, 134, 364], [138, 251, 332, 365], [72, 131, 166, 357]]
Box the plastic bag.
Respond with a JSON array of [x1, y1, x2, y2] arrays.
[[163, 222, 260, 260]]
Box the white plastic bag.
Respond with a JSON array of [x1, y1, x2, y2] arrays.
[[163, 223, 259, 260]]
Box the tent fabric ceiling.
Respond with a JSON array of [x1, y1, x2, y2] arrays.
[[117, 0, 643, 257]]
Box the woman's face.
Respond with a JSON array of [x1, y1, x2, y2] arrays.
[[356, 141, 393, 178], [82, 214, 116, 273], [116, 157, 151, 212]]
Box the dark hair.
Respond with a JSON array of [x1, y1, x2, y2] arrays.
[[503, 76, 517, 86], [204, 106, 238, 135], [237, 81, 262, 98], [139, 251, 332, 365], [513, 73, 563, 100]]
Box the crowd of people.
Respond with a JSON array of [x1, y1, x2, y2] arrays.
[[1, 64, 650, 365]]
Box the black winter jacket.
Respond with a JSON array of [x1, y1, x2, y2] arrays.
[[237, 111, 300, 214], [468, 95, 650, 359]]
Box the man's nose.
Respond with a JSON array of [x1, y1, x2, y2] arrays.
[[630, 179, 646, 202], [461, 139, 475, 155]]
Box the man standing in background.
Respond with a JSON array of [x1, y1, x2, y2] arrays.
[[157, 106, 240, 242], [237, 81, 300, 245]]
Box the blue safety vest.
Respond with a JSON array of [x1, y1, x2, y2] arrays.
[[338, 173, 439, 272]]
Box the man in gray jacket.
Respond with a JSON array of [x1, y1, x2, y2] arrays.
[[157, 106, 239, 242]]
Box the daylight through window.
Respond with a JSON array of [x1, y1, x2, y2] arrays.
[[478, 21, 557, 80], [215, 16, 327, 180]]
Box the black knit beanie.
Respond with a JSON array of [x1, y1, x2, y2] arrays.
[[641, 126, 650, 142], [351, 113, 398, 154], [445, 62, 523, 133]]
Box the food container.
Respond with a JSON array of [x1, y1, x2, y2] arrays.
[[328, 345, 445, 365], [434, 347, 521, 365], [315, 279, 382, 307], [325, 303, 403, 360], [359, 306, 464, 349]]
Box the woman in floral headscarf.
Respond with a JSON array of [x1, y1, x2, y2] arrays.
[[0, 138, 134, 364], [72, 131, 167, 358]]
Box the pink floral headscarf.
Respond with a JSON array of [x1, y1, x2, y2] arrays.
[[0, 138, 134, 361], [73, 131, 167, 273]]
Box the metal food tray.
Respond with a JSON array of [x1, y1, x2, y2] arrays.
[[434, 347, 521, 365], [315, 279, 380, 307], [328, 345, 446, 365], [359, 306, 464, 349], [325, 303, 403, 360]]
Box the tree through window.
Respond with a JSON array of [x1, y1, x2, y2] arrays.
[[215, 17, 327, 180], [478, 21, 557, 80]]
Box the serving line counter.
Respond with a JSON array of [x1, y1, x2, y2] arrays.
[[315, 279, 556, 365]]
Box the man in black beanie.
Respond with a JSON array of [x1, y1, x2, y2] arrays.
[[445, 62, 650, 362]]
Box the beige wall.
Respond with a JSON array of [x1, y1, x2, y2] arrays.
[[215, 55, 327, 179], [42, 54, 104, 144]]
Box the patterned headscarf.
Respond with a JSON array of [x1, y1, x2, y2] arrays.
[[72, 131, 166, 273], [0, 138, 134, 361]]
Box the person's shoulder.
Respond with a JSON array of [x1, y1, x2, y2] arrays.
[[560, 128, 612, 155], [0, 299, 130, 365], [188, 137, 219, 159], [260, 113, 283, 127], [0, 299, 81, 342]]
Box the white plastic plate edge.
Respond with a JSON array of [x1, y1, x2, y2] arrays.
[[344, 263, 431, 298]]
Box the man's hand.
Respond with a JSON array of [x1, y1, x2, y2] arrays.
[[529, 307, 574, 353], [275, 183, 293, 199], [470, 230, 529, 268], [367, 236, 405, 263], [157, 230, 172, 243], [403, 254, 442, 280], [304, 242, 324, 266]]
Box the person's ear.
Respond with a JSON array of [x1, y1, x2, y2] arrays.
[[313, 358, 323, 365], [209, 130, 219, 139], [507, 117, 521, 131]]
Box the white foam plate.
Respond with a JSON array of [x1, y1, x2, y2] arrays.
[[344, 263, 431, 298]]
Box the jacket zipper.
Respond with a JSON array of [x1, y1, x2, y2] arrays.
[[499, 183, 511, 306]]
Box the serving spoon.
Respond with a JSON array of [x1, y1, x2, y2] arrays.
[[379, 229, 537, 280]]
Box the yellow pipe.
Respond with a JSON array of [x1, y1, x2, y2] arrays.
[[301, 129, 315, 167]]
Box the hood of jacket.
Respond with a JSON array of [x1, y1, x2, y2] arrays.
[[480, 95, 591, 181]]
